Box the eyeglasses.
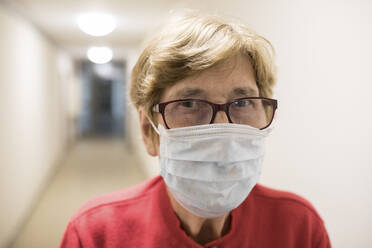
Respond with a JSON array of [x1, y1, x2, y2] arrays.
[[152, 97, 277, 129]]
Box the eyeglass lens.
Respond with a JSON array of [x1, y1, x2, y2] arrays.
[[164, 99, 274, 129]]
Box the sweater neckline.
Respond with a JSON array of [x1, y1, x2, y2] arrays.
[[156, 176, 243, 247]]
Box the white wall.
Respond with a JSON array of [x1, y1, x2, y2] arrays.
[[126, 1, 372, 247], [0, 5, 77, 248]]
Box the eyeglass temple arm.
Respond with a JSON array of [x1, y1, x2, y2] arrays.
[[152, 104, 160, 113]]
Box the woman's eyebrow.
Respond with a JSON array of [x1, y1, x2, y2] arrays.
[[230, 87, 258, 98], [173, 87, 207, 99]]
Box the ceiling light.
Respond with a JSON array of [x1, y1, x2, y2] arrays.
[[77, 13, 116, 37], [87, 47, 113, 64]]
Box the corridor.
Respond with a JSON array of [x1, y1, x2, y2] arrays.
[[1, 0, 372, 247], [10, 138, 147, 248]]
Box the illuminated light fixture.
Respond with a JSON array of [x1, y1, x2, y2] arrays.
[[77, 13, 116, 36], [87, 47, 113, 64]]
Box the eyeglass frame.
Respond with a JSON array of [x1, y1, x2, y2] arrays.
[[152, 97, 278, 130]]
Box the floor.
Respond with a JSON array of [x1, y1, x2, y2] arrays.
[[10, 137, 147, 248]]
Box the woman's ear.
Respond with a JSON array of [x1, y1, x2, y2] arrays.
[[138, 108, 159, 157]]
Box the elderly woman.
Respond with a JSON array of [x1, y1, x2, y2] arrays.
[[60, 12, 331, 248]]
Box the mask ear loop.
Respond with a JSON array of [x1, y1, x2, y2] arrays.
[[148, 117, 160, 135]]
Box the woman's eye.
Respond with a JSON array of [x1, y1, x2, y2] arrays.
[[233, 99, 251, 107], [180, 101, 195, 108]]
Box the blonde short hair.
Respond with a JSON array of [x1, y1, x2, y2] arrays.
[[130, 11, 276, 136]]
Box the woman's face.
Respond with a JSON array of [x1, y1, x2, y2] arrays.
[[140, 54, 265, 156]]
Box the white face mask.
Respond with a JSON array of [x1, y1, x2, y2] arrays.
[[154, 123, 271, 218]]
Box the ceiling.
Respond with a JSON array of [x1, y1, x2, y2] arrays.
[[4, 0, 247, 60]]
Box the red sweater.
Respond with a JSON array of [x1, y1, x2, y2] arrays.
[[60, 176, 331, 248]]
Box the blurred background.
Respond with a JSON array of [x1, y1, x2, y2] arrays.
[[0, 0, 371, 247]]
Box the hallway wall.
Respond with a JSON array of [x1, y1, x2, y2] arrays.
[[0, 5, 76, 248]]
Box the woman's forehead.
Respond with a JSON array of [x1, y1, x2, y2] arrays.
[[161, 55, 259, 102]]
